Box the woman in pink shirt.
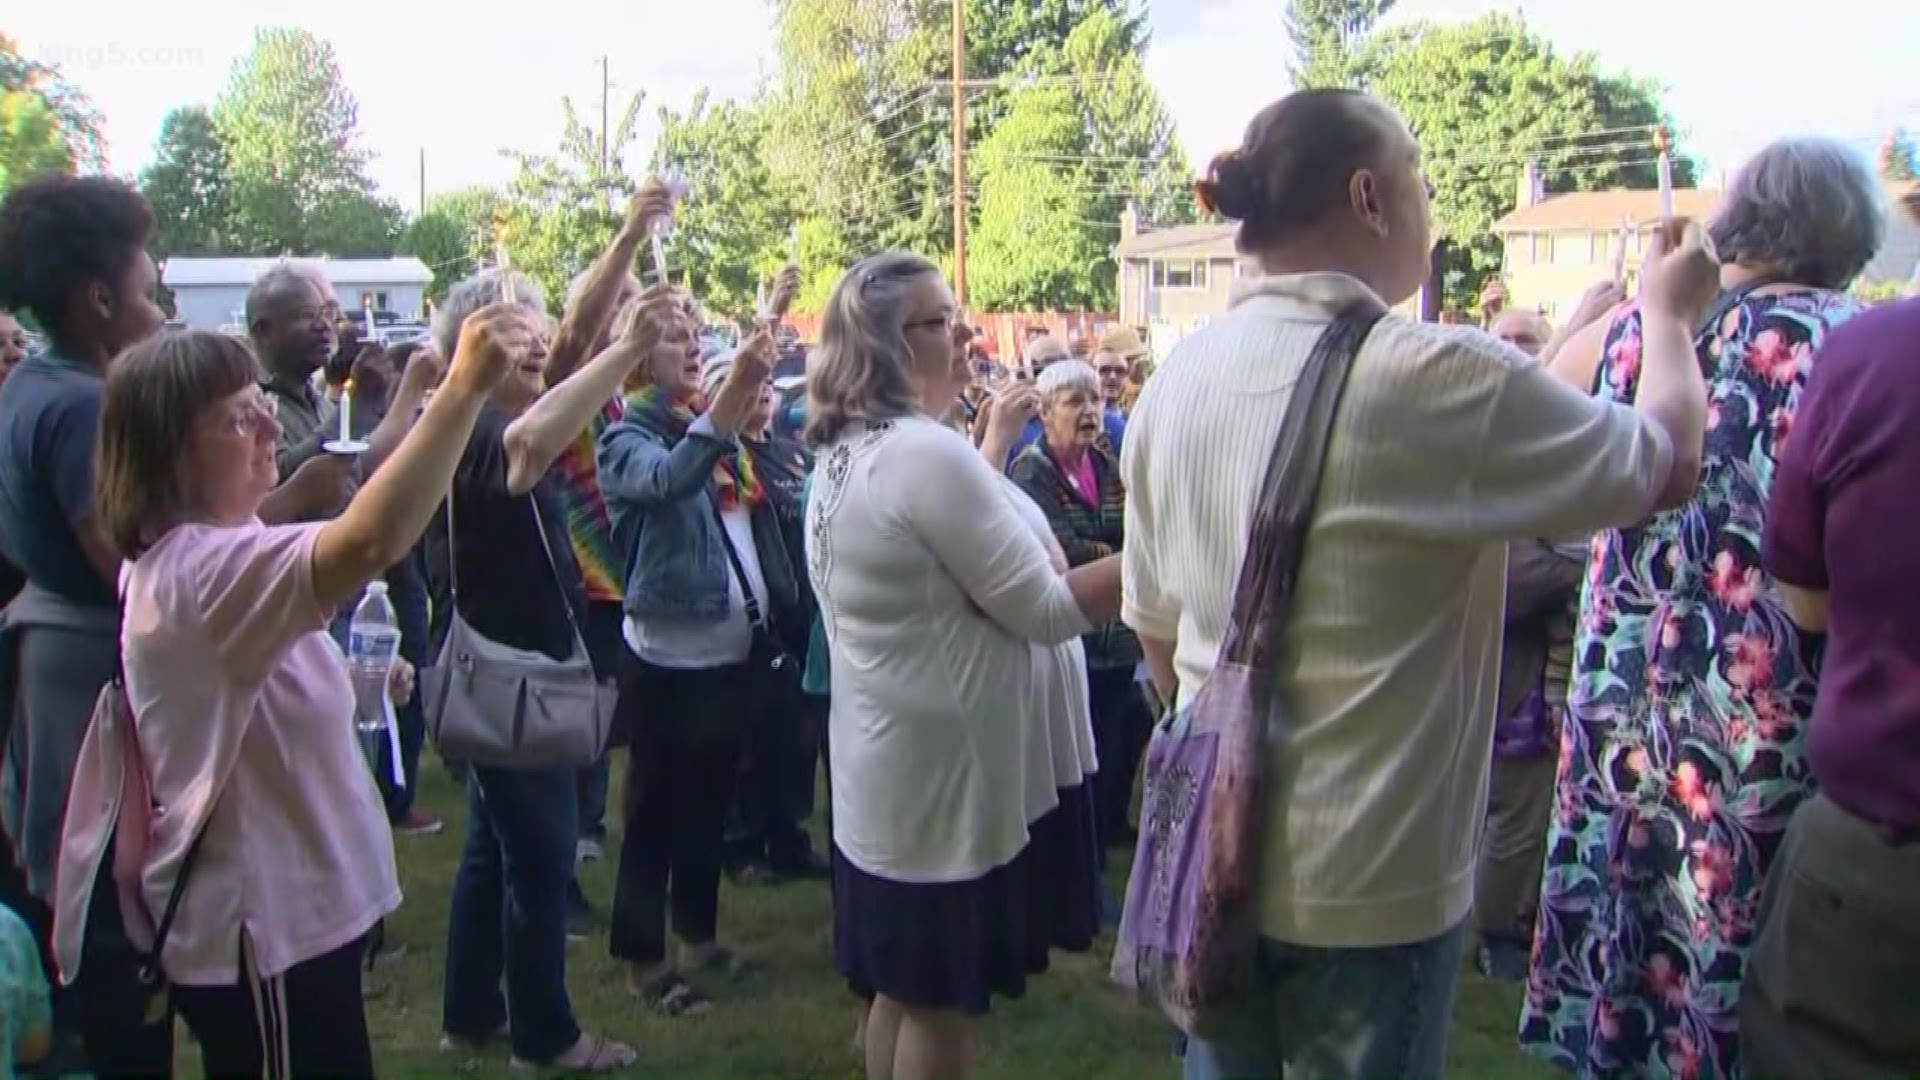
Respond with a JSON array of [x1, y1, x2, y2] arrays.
[[60, 312, 533, 1078]]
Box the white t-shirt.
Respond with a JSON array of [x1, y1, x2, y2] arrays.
[[809, 417, 1092, 883], [1122, 271, 1672, 948], [622, 504, 768, 670]]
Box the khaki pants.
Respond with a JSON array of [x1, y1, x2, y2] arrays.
[[1475, 752, 1556, 940], [1740, 792, 1920, 1080]]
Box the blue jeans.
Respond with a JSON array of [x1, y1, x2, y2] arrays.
[[442, 766, 582, 1062], [1178, 920, 1468, 1080]]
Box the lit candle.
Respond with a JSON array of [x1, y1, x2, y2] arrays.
[[339, 378, 353, 443]]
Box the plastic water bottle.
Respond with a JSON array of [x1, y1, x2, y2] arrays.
[[347, 582, 401, 774]]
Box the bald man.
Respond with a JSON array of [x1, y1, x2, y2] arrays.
[[1490, 308, 1553, 359]]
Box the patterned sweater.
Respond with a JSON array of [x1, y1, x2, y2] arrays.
[[1008, 440, 1138, 669]]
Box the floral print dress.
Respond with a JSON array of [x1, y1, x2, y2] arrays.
[[1518, 289, 1860, 1080]]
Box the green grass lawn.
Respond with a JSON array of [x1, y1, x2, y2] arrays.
[[340, 755, 1559, 1079]]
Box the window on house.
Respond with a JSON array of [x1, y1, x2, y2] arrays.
[[376, 291, 390, 310], [1531, 234, 1551, 263], [1151, 259, 1208, 290], [1554, 232, 1589, 266], [1508, 234, 1529, 266]]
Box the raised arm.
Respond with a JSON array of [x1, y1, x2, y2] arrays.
[[309, 305, 527, 611], [504, 286, 679, 495], [545, 182, 670, 386], [884, 424, 1105, 645], [1632, 220, 1719, 509]]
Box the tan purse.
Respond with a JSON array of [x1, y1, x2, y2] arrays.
[[421, 489, 615, 768]]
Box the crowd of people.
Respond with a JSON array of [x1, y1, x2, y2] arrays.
[[0, 84, 1914, 1080]]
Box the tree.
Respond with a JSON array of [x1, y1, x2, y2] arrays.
[[1287, 0, 1396, 89], [0, 91, 71, 194], [766, 0, 951, 283], [1357, 14, 1693, 308], [652, 91, 797, 319], [1879, 129, 1918, 182], [768, 0, 1189, 309], [399, 186, 501, 299], [141, 107, 233, 255], [966, 0, 1146, 79], [500, 92, 646, 305], [213, 28, 380, 253], [0, 34, 105, 171], [969, 83, 1108, 309], [306, 190, 403, 257], [969, 9, 1192, 310]]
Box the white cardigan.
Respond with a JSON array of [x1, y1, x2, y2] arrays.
[[807, 416, 1092, 883]]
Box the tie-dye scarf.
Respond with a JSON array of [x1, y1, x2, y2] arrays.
[[622, 385, 766, 510]]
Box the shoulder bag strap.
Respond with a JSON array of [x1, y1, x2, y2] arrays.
[[112, 578, 210, 984], [1220, 306, 1385, 671], [524, 494, 592, 655], [711, 504, 768, 630]]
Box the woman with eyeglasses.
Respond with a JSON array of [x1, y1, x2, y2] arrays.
[[805, 252, 1120, 1080], [54, 316, 528, 1078]]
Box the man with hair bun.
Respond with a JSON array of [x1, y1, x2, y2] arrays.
[[1121, 89, 1719, 1079]]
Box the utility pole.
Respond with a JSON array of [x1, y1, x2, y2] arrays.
[[951, 0, 968, 308], [417, 148, 426, 217]]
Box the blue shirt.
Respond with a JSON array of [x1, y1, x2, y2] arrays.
[[0, 350, 113, 608], [1004, 408, 1127, 475]]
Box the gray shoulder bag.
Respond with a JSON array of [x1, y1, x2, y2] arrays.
[[420, 487, 615, 769]]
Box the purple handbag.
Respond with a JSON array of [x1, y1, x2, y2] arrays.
[[1493, 683, 1554, 759], [1111, 308, 1383, 1036]]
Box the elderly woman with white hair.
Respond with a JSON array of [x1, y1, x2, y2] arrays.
[[1008, 359, 1143, 851], [1521, 135, 1887, 1079], [595, 301, 796, 1017], [427, 267, 681, 1073], [805, 251, 1119, 1080]]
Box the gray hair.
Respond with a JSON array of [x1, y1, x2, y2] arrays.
[[1035, 358, 1099, 406], [434, 268, 547, 360], [1709, 137, 1886, 290], [805, 251, 943, 448], [244, 263, 327, 336], [1024, 334, 1070, 366]]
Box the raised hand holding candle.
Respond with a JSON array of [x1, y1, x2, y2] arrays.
[[649, 170, 689, 285]]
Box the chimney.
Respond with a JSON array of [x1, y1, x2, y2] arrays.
[[1516, 159, 1542, 208], [1122, 199, 1141, 242]]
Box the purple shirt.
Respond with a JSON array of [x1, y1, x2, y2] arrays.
[[1764, 297, 1920, 831]]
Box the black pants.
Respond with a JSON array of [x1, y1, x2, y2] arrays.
[[734, 668, 823, 863], [610, 648, 762, 966], [1088, 665, 1151, 847], [172, 936, 372, 1080]]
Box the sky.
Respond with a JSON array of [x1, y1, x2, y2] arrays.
[[9, 0, 1920, 210]]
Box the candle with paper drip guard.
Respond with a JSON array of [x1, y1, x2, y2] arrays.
[[323, 376, 370, 455]]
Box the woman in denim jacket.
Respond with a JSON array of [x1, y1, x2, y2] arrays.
[[596, 312, 798, 1018]]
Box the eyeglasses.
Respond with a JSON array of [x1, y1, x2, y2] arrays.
[[217, 392, 279, 438]]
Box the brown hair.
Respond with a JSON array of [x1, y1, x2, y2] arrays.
[[1194, 89, 1395, 255], [96, 331, 261, 559]]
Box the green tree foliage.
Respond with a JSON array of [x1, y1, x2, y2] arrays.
[[767, 0, 1187, 310], [1357, 14, 1692, 307], [213, 28, 383, 253], [0, 90, 71, 194], [970, 9, 1192, 310], [399, 187, 501, 300], [767, 0, 950, 274], [0, 33, 105, 171], [140, 107, 234, 255], [1286, 0, 1395, 89], [499, 92, 646, 306], [652, 91, 797, 319], [1879, 128, 1918, 182]]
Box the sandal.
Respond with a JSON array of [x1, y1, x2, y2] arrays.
[[440, 1023, 509, 1055], [510, 1032, 637, 1075], [632, 970, 713, 1018], [695, 944, 760, 984]]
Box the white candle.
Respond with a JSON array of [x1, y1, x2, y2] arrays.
[[339, 378, 353, 443], [1656, 152, 1675, 222]]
